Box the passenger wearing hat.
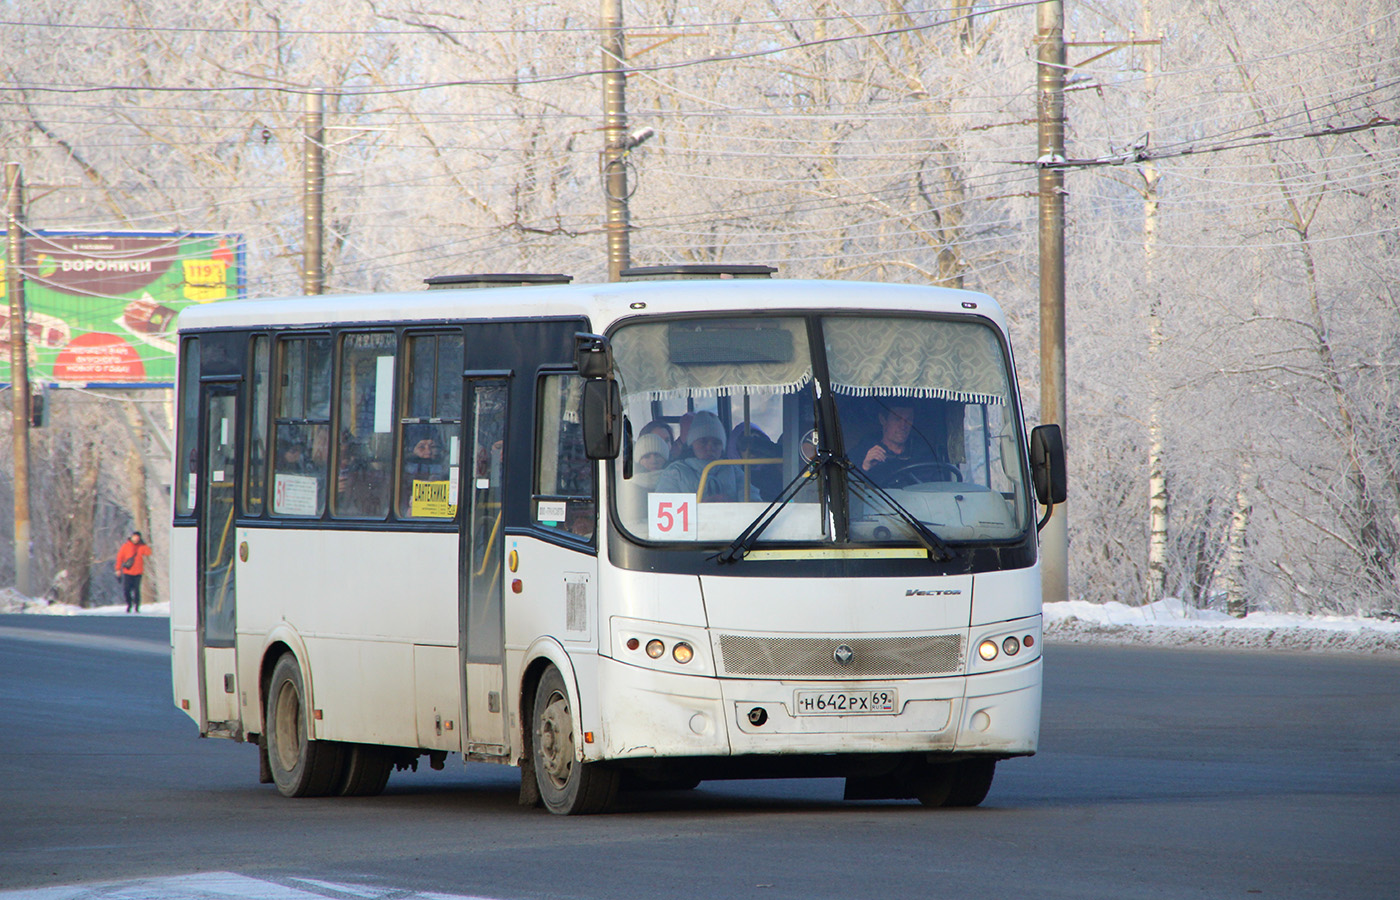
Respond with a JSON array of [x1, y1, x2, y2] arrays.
[[656, 410, 758, 501], [632, 433, 671, 487], [618, 431, 674, 527]]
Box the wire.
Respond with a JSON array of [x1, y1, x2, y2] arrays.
[[9, 1, 1044, 96]]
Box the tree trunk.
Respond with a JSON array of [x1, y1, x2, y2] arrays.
[[1222, 461, 1253, 618]]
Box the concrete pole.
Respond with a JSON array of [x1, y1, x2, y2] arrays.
[[1036, 3, 1069, 605], [601, 0, 631, 281], [302, 90, 325, 295], [6, 162, 31, 596]]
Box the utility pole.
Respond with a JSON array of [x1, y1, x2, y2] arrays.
[[6, 162, 31, 596], [302, 90, 325, 295], [601, 0, 631, 281], [1036, 2, 1068, 606]]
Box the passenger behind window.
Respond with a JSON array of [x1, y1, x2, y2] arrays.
[[400, 423, 454, 518], [637, 419, 675, 458], [565, 501, 595, 539], [671, 412, 695, 461], [656, 410, 755, 502], [337, 429, 389, 517], [727, 423, 782, 501], [619, 432, 670, 524], [276, 424, 318, 475]]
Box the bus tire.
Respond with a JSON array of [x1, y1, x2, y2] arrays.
[[265, 653, 345, 798], [337, 743, 393, 797], [531, 666, 618, 815], [945, 758, 996, 807], [915, 758, 996, 808]]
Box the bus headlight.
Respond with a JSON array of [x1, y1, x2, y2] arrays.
[[672, 642, 694, 664], [1002, 636, 1021, 656], [646, 639, 665, 659], [978, 639, 999, 661]]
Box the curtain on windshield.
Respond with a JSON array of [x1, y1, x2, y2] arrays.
[[611, 318, 812, 401], [823, 317, 1008, 404]]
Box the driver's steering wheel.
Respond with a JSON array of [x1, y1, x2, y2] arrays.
[[885, 461, 963, 488]]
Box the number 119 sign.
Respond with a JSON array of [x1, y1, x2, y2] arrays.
[[648, 493, 698, 541]]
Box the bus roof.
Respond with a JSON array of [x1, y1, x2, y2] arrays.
[[176, 279, 1006, 334]]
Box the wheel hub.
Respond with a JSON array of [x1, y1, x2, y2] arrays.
[[538, 692, 574, 787], [273, 681, 302, 772]]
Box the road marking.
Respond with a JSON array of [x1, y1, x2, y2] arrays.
[[0, 873, 501, 900]]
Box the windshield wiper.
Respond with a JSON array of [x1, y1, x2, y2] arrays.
[[835, 456, 956, 562], [716, 453, 827, 564]]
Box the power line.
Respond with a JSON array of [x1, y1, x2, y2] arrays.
[[8, 0, 1043, 97]]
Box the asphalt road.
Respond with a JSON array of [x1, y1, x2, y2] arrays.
[[1, 613, 1396, 899]]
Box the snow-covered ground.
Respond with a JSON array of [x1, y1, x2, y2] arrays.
[[1045, 597, 1400, 656], [5, 589, 1399, 656], [0, 587, 171, 618]]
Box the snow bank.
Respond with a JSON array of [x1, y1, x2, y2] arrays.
[[0, 588, 170, 617], [1044, 598, 1400, 656], [4, 587, 1398, 656]]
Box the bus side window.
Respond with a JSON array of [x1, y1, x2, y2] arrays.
[[536, 373, 594, 541], [175, 337, 200, 516], [243, 334, 270, 515], [333, 331, 397, 519], [271, 336, 331, 517], [398, 332, 462, 520]]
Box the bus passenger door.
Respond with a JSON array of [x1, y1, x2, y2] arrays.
[[198, 382, 241, 738], [460, 377, 509, 758]]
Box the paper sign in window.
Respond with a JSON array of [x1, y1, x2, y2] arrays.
[[374, 356, 394, 433], [273, 473, 319, 516], [410, 480, 456, 518], [648, 493, 698, 541]]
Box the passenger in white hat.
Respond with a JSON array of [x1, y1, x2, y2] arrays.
[[630, 432, 671, 493], [655, 410, 757, 501]]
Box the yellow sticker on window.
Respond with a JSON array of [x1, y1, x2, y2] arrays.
[[411, 480, 457, 518]]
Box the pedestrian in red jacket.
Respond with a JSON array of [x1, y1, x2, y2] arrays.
[[115, 532, 152, 613]]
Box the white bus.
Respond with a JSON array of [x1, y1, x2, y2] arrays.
[[170, 267, 1065, 814]]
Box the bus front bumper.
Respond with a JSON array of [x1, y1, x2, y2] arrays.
[[590, 654, 1040, 762]]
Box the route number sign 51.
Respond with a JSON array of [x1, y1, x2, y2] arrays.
[[648, 493, 698, 541]]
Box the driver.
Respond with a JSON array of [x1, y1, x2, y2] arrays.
[[850, 404, 941, 487]]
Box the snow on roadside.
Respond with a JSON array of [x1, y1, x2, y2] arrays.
[[0, 587, 170, 617], [1045, 598, 1400, 656], [4, 587, 1399, 657]]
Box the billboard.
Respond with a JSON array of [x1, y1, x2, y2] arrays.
[[0, 231, 245, 387]]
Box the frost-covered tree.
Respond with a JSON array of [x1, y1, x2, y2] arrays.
[[0, 0, 1395, 615]]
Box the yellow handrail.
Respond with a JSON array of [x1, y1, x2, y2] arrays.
[[212, 498, 236, 612], [475, 509, 503, 577], [696, 457, 781, 501]]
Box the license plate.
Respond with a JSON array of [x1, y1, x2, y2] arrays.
[[794, 689, 898, 715]]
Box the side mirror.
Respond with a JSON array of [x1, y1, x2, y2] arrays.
[[1030, 424, 1067, 506], [574, 332, 613, 379], [581, 379, 622, 460]]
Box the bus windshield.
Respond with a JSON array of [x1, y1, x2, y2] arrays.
[[610, 313, 1031, 547]]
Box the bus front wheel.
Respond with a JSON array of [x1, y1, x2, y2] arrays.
[[265, 653, 345, 798], [531, 666, 618, 815], [916, 758, 996, 808]]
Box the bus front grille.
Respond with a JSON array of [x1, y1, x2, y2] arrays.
[[717, 633, 965, 679]]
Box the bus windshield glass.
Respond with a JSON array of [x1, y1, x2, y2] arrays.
[[610, 313, 1031, 547]]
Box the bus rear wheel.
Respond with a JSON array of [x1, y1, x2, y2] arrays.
[[531, 666, 618, 815], [265, 653, 345, 797], [337, 743, 393, 797]]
